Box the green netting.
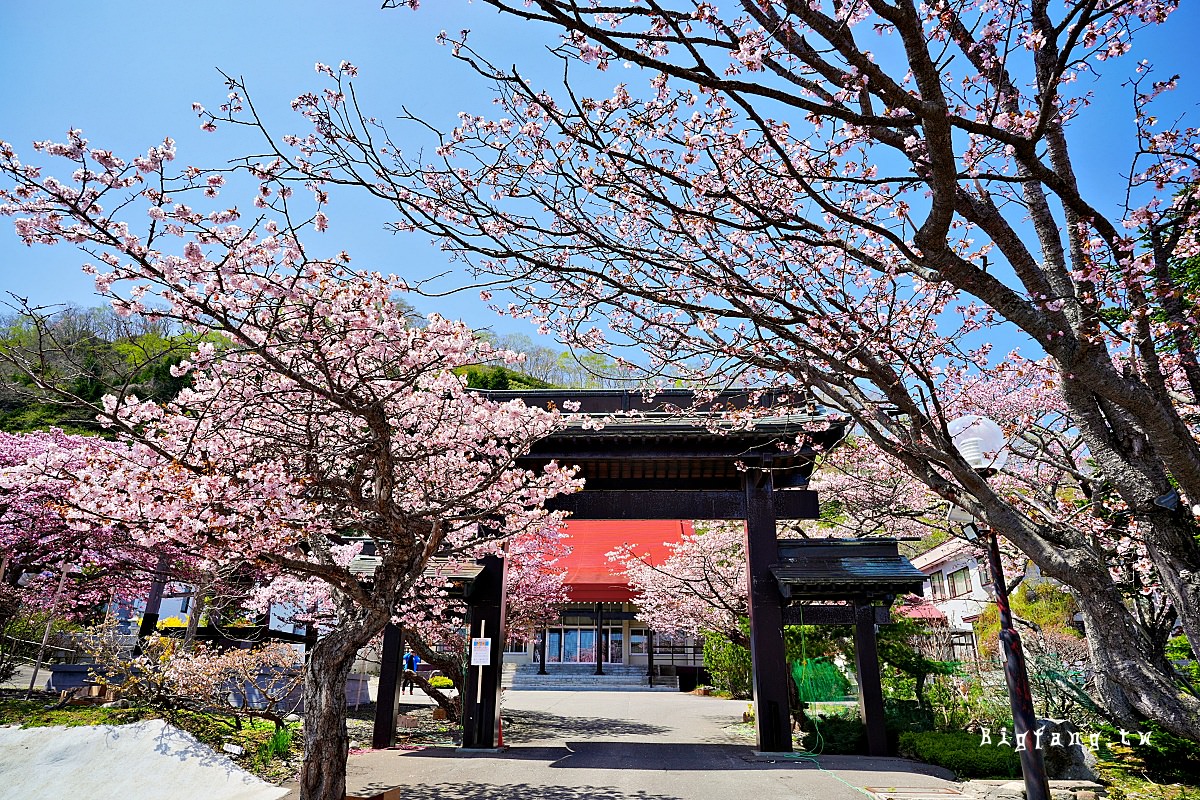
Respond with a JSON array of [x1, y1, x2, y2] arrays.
[[791, 657, 851, 702]]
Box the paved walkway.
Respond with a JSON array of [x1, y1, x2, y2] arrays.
[[305, 690, 959, 800]]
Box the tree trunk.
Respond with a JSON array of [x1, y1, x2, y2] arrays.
[[409, 671, 461, 722], [1144, 516, 1200, 665], [183, 590, 206, 650], [1054, 554, 1200, 741], [298, 604, 395, 800], [300, 633, 357, 800], [418, 650, 464, 721]]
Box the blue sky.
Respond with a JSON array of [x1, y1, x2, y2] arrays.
[[1, 1, 1197, 348]]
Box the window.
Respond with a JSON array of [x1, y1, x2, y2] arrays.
[[929, 573, 946, 600], [504, 636, 528, 654], [947, 567, 973, 598], [629, 628, 649, 654], [978, 563, 993, 586]]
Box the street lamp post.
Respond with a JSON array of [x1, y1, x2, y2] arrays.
[[950, 415, 1051, 800]]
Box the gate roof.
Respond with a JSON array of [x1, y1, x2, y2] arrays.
[[477, 388, 846, 491]]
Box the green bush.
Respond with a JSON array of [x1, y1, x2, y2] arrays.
[[702, 633, 752, 699], [884, 698, 935, 733], [805, 713, 867, 754], [898, 731, 1022, 779], [429, 675, 454, 689]]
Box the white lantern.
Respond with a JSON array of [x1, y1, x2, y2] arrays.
[[948, 414, 1009, 472]]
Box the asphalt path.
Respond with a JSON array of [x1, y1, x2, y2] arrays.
[[311, 690, 959, 800]]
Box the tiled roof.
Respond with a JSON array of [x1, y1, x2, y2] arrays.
[[771, 539, 927, 601]]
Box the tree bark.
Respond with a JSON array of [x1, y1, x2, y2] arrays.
[[409, 638, 465, 723], [299, 604, 393, 800], [300, 633, 356, 800], [1048, 552, 1200, 740]]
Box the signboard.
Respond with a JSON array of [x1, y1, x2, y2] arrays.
[[470, 637, 492, 666]]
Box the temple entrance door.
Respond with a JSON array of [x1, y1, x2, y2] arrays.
[[546, 626, 622, 663]]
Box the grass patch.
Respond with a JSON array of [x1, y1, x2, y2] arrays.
[[897, 731, 1022, 779], [1089, 722, 1200, 800], [0, 699, 149, 728]]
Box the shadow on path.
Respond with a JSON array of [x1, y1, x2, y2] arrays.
[[394, 741, 955, 779], [353, 780, 682, 800], [395, 741, 783, 770], [501, 709, 671, 742]]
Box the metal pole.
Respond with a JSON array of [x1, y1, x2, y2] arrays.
[[987, 529, 1050, 800], [594, 602, 605, 675], [27, 565, 71, 699], [537, 628, 548, 675]]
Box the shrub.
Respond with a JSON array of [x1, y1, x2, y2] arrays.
[[85, 623, 301, 728], [805, 713, 866, 754], [702, 633, 752, 699], [885, 698, 935, 733], [898, 731, 1022, 779], [429, 675, 453, 689]]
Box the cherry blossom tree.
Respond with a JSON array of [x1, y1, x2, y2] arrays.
[[171, 1, 1200, 741], [0, 132, 579, 800], [0, 429, 175, 614], [610, 522, 746, 645]]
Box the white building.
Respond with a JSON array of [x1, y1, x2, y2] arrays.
[[909, 538, 994, 630]]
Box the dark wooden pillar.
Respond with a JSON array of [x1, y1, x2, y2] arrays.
[[461, 554, 507, 750], [537, 628, 548, 675], [854, 602, 888, 757], [744, 468, 792, 753], [594, 602, 605, 675], [133, 553, 171, 656], [303, 622, 318, 657], [647, 629, 655, 687], [372, 622, 404, 749]]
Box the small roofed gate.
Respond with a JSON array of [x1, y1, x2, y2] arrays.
[[403, 390, 925, 756]]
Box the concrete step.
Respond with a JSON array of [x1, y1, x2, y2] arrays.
[[508, 670, 680, 692], [510, 685, 680, 691], [514, 664, 649, 675]]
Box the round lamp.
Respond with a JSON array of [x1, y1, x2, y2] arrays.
[[948, 414, 1009, 472]]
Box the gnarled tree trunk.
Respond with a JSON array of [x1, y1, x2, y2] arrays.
[[300, 609, 390, 800], [1045, 551, 1200, 740]]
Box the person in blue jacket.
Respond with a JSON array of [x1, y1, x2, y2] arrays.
[[402, 646, 420, 694]]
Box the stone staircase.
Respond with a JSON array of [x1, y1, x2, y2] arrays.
[[504, 662, 679, 691]]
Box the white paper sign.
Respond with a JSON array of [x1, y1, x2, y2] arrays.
[[470, 637, 492, 666], [222, 743, 244, 755]]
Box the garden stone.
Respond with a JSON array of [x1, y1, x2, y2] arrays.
[[46, 663, 94, 692], [284, 714, 302, 723], [1038, 719, 1098, 781]]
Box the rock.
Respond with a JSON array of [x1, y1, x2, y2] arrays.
[[101, 699, 131, 708], [1038, 720, 1098, 782], [285, 713, 302, 723], [1075, 791, 1097, 800]]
